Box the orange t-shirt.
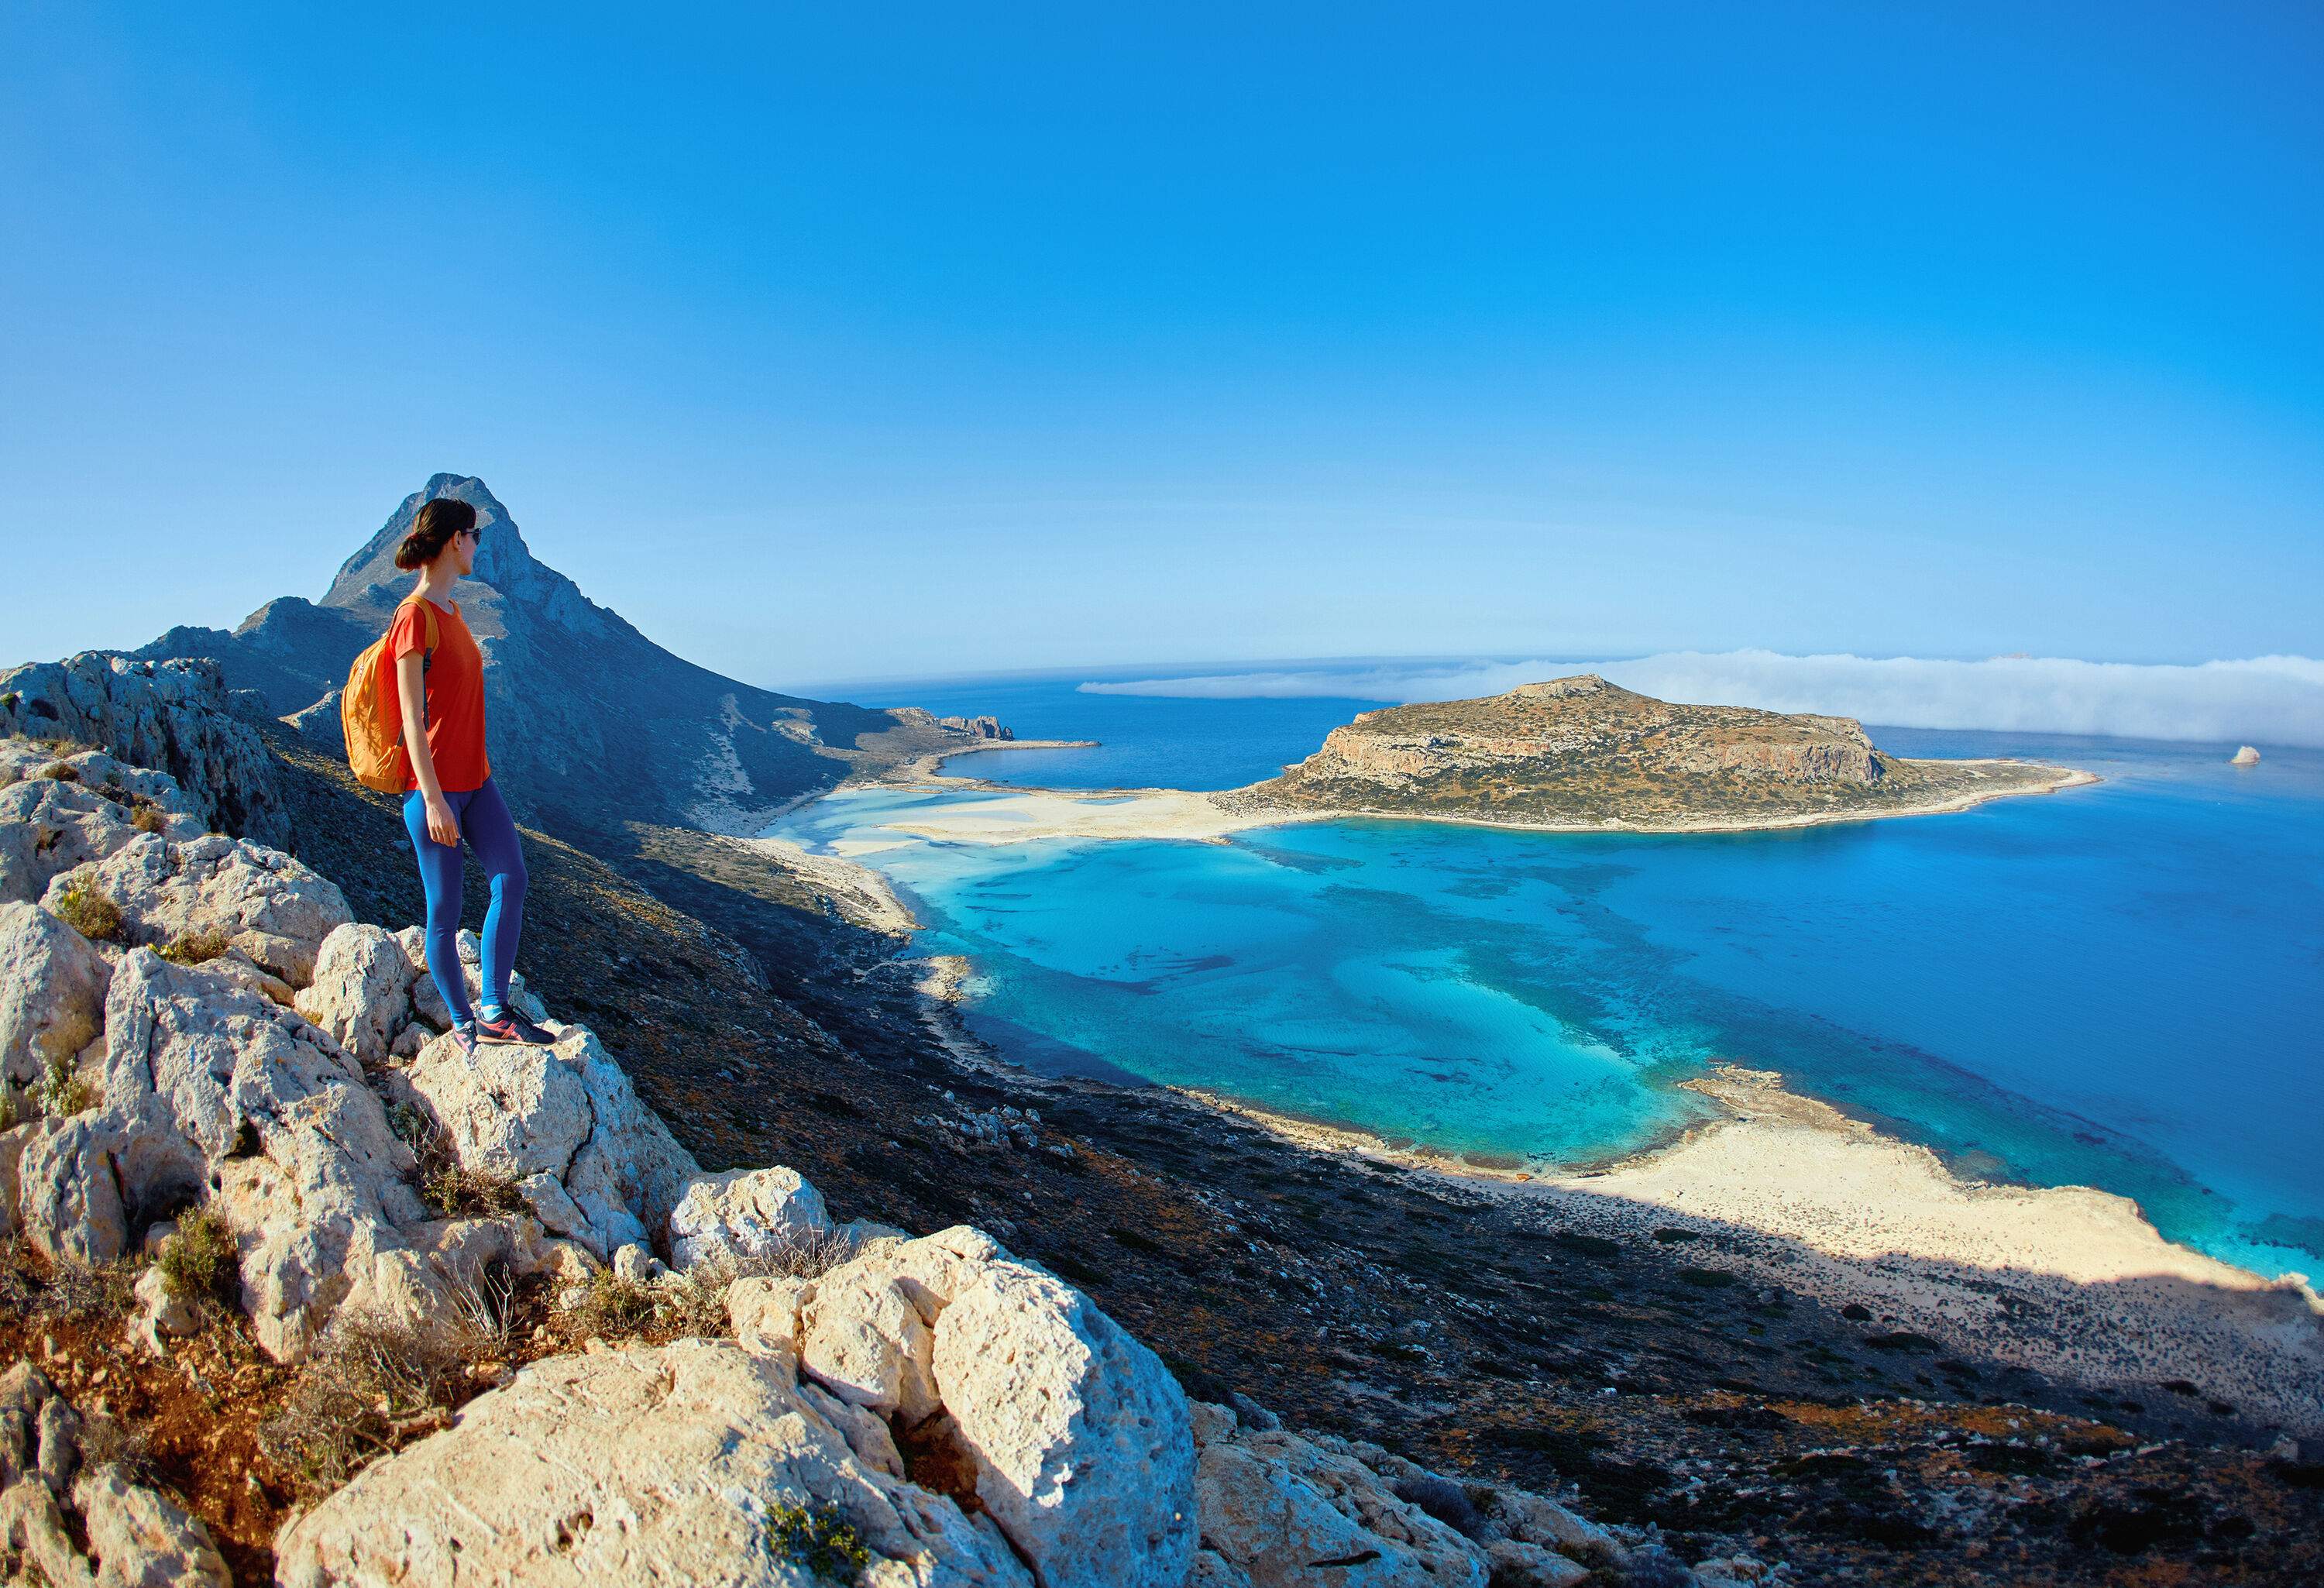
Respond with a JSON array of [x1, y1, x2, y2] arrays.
[[382, 598, 492, 793]]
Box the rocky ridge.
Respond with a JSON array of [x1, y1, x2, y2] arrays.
[[1237, 674, 2078, 828], [0, 721, 1637, 1586], [124, 474, 999, 840]]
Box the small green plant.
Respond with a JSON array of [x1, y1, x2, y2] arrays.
[[39, 1051, 98, 1117], [566, 1267, 658, 1340], [156, 1204, 239, 1309], [0, 1084, 18, 1131], [157, 927, 232, 965], [39, 761, 80, 782], [767, 1500, 870, 1583], [422, 1162, 525, 1218], [53, 878, 123, 943]]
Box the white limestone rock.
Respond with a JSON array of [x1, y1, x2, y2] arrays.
[[274, 1339, 1033, 1588], [0, 900, 113, 1089], [14, 1117, 129, 1265], [1191, 1408, 1490, 1587], [728, 1273, 814, 1357], [554, 1027, 700, 1257], [70, 1463, 233, 1587], [401, 1029, 591, 1181], [292, 923, 411, 1067], [0, 761, 202, 907], [41, 832, 350, 987], [669, 1165, 834, 1270], [0, 653, 290, 846], [800, 1260, 942, 1423], [394, 924, 548, 1032], [930, 1250, 1198, 1588]]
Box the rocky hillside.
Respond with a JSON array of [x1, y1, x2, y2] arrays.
[[1239, 675, 2075, 827], [129, 473, 999, 840]]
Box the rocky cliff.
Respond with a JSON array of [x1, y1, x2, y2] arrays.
[[1242, 674, 2075, 827], [125, 474, 991, 840]]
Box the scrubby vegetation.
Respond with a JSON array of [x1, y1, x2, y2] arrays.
[[157, 926, 233, 965], [260, 1309, 471, 1495], [767, 1498, 871, 1582], [39, 1050, 99, 1117], [52, 875, 124, 942], [157, 1205, 239, 1311]]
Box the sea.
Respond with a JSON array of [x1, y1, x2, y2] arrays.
[[769, 669, 2324, 1282]]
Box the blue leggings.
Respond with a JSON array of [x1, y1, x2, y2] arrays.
[[402, 779, 527, 1026]]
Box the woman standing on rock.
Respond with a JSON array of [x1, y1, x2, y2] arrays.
[[387, 497, 553, 1054]]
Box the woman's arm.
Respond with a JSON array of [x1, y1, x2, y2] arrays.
[[395, 648, 460, 846]]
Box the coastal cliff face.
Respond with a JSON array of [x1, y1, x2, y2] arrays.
[[1246, 674, 2062, 827], [124, 475, 994, 841]]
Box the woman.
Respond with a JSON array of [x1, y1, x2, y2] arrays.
[[387, 497, 553, 1054]]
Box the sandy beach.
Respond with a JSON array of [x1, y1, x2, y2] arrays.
[[1187, 1068, 2324, 1438], [846, 756, 2101, 847]]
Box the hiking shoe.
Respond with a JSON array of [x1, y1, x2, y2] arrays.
[[475, 1008, 555, 1046], [446, 1021, 479, 1059]]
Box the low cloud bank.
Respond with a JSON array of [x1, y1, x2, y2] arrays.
[[1081, 651, 2324, 748]]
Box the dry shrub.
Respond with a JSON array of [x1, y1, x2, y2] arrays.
[[387, 1100, 524, 1218], [39, 761, 81, 782], [0, 1084, 19, 1132], [131, 802, 167, 834], [156, 927, 231, 965], [442, 1259, 521, 1359], [734, 1225, 857, 1284], [565, 1268, 658, 1341], [156, 1205, 239, 1311], [260, 1310, 467, 1497], [37, 1255, 139, 1326], [52, 878, 122, 943], [38, 1051, 98, 1118]]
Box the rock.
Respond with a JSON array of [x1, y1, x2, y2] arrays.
[[552, 1028, 698, 1257], [275, 1340, 1033, 1588], [1487, 1538, 1593, 1587], [2231, 744, 2261, 765], [0, 653, 290, 845], [131, 1266, 199, 1354], [0, 758, 204, 907], [514, 1172, 598, 1255], [41, 833, 350, 987], [292, 923, 411, 1067], [799, 1260, 942, 1423], [15, 1117, 129, 1265], [401, 1029, 591, 1181], [0, 1477, 91, 1588], [924, 1237, 1198, 1588], [1473, 1485, 1627, 1568], [71, 1463, 233, 1586], [0, 900, 113, 1089], [35, 1395, 81, 1495], [727, 1273, 813, 1357], [668, 1165, 833, 1270], [1192, 1408, 1490, 1587]]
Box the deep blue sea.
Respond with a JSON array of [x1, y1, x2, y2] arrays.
[[775, 672, 2324, 1280]]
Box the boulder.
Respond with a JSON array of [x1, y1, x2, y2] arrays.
[[15, 1117, 129, 1265], [554, 1029, 699, 1257], [0, 900, 113, 1088], [401, 1031, 592, 1181], [780, 1225, 1198, 1588], [0, 653, 289, 845], [41, 833, 350, 987], [292, 923, 411, 1067], [71, 1463, 233, 1587], [668, 1165, 833, 1270], [1191, 1406, 1489, 1587], [275, 1340, 1033, 1588]]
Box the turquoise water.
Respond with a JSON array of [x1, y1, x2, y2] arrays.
[[782, 686, 2324, 1280]]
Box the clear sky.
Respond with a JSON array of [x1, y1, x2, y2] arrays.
[[3, 2, 2319, 688]]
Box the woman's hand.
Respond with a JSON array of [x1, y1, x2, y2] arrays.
[[424, 794, 460, 848]]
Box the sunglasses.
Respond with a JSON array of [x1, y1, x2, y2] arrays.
[[456, 526, 482, 543]]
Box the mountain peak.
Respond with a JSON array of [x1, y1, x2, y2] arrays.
[[322, 473, 559, 614]]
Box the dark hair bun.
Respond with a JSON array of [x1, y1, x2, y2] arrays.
[[394, 497, 479, 570]]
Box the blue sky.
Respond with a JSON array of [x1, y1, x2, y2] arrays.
[[3, 2, 2319, 687]]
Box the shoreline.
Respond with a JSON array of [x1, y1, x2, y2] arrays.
[[841, 754, 2101, 847], [1181, 1068, 2324, 1438]]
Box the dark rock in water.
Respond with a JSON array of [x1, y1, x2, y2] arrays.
[[130, 473, 988, 840]]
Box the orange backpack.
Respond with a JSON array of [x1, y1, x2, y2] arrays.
[[341, 599, 439, 793]]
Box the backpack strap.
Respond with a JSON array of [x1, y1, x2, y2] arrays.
[[397, 597, 442, 675]]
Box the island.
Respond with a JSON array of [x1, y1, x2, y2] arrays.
[[1218, 673, 2088, 831]]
